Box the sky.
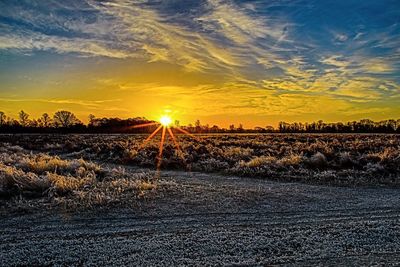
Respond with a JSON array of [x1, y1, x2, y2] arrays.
[[0, 0, 399, 127]]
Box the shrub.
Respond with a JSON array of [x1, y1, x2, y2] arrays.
[[308, 152, 328, 169], [339, 152, 354, 168]]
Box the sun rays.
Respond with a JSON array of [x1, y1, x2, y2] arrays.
[[132, 115, 197, 178]]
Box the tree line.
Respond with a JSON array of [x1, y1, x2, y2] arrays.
[[277, 119, 400, 133], [1, 110, 82, 128], [0, 110, 159, 133], [0, 110, 398, 133]]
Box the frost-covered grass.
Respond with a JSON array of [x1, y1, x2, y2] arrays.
[[1, 133, 399, 186], [0, 143, 156, 210]]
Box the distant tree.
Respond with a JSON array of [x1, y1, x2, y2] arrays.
[[229, 124, 235, 131], [0, 111, 6, 126], [41, 113, 52, 127], [88, 114, 96, 126], [210, 125, 220, 133], [265, 126, 275, 132], [53, 110, 80, 128], [8, 118, 19, 127], [388, 119, 397, 132], [174, 120, 180, 127], [279, 121, 289, 132], [316, 120, 324, 131], [194, 119, 201, 133], [204, 124, 210, 133], [18, 110, 29, 127], [30, 119, 39, 127]]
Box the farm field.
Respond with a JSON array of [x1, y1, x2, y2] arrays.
[[1, 133, 399, 188], [1, 133, 400, 265]]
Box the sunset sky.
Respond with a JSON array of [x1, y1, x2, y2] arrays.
[[0, 0, 399, 127]]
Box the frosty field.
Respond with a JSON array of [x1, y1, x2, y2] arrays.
[[1, 133, 399, 265], [1, 133, 399, 190]]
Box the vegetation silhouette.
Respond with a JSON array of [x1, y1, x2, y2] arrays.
[[0, 110, 398, 134]]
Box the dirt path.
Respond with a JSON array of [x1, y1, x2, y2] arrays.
[[1, 170, 400, 266]]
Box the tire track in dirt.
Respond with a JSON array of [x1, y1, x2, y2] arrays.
[[1, 212, 400, 245], [1, 207, 400, 236]]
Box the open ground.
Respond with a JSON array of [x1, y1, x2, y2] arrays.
[[1, 134, 399, 266]]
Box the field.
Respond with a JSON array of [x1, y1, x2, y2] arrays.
[[1, 133, 399, 193], [1, 133, 400, 265]]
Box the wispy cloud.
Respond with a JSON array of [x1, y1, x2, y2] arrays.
[[0, 30, 130, 58], [0, 97, 121, 108], [196, 0, 289, 44], [0, 0, 296, 73]]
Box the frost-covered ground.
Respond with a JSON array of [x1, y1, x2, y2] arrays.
[[1, 170, 400, 266]]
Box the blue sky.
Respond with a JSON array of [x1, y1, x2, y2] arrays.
[[0, 0, 399, 126]]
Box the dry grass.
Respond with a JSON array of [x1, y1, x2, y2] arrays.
[[0, 144, 156, 210], [0, 133, 399, 186], [238, 156, 276, 168]]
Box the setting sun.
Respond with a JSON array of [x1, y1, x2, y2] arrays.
[[159, 115, 172, 127]]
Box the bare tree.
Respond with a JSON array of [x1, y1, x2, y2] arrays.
[[41, 113, 52, 127], [195, 119, 201, 132], [19, 110, 29, 126], [88, 114, 96, 126], [30, 119, 38, 127], [0, 111, 6, 126], [53, 110, 80, 128]]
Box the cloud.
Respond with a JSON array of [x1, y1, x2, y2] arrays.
[[320, 56, 350, 68], [333, 32, 348, 43], [0, 31, 130, 58], [0, 0, 298, 74], [361, 58, 395, 74], [0, 97, 121, 108], [196, 0, 288, 44]]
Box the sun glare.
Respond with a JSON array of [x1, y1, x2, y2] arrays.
[[131, 112, 200, 178], [159, 115, 172, 126]]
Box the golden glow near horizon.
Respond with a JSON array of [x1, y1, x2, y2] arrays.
[[133, 113, 197, 177], [0, 1, 399, 127]]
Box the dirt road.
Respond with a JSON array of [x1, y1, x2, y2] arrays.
[[1, 170, 400, 266]]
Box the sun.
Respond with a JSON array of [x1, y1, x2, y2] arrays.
[[159, 115, 172, 126], [131, 112, 200, 178]]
